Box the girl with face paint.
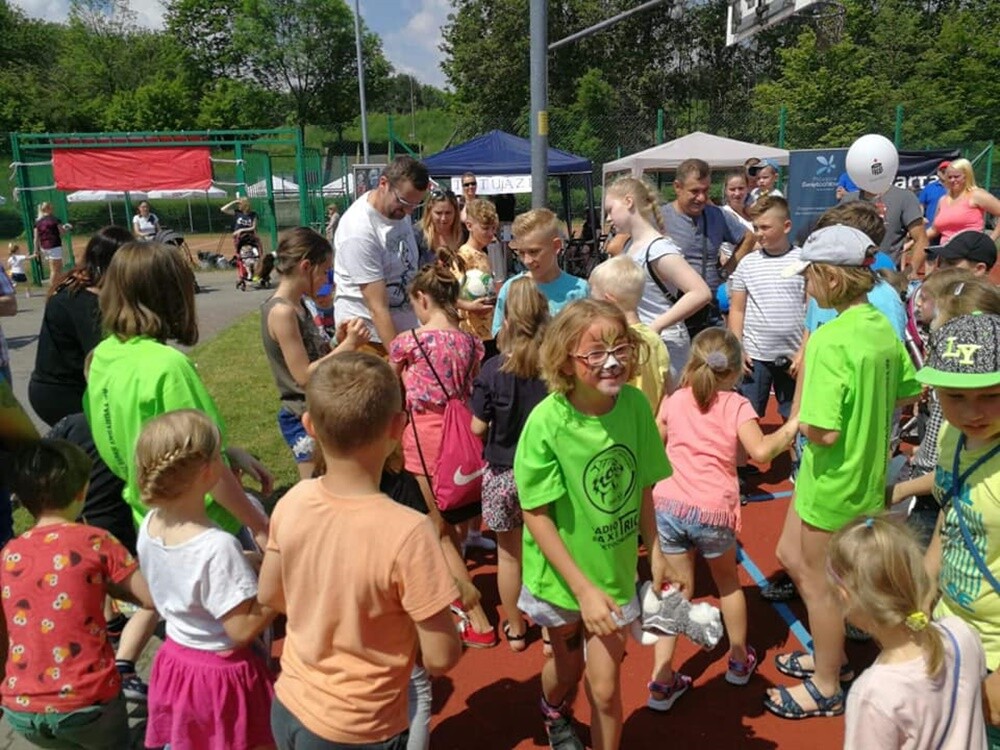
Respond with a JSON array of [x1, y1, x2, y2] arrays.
[[514, 299, 673, 750]]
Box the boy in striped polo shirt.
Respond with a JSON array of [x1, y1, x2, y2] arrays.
[[728, 196, 806, 419]]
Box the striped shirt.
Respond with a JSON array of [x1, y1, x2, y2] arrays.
[[729, 246, 806, 361]]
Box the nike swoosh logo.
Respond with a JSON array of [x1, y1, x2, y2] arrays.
[[453, 466, 485, 486]]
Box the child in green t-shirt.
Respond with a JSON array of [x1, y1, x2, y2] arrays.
[[514, 298, 672, 750], [764, 225, 921, 721]]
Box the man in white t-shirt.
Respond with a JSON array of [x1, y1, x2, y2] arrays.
[[334, 156, 430, 352]]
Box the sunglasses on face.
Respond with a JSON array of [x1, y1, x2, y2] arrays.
[[462, 182, 477, 188], [391, 186, 421, 209]]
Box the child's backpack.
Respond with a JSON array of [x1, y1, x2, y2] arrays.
[[410, 330, 486, 511]]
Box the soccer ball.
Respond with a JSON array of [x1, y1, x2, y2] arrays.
[[461, 269, 493, 300]]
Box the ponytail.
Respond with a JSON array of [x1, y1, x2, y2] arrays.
[[679, 328, 743, 411]]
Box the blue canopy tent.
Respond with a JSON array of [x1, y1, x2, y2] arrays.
[[422, 130, 599, 269]]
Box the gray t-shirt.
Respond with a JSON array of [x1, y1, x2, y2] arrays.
[[729, 246, 806, 361], [840, 186, 923, 262], [333, 196, 420, 342], [661, 203, 748, 292]]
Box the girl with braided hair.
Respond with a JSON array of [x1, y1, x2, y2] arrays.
[[136, 410, 277, 750]]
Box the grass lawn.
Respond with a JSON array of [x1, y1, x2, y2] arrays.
[[13, 308, 295, 536], [190, 310, 300, 502]]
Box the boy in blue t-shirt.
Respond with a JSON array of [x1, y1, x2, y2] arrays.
[[491, 208, 589, 336]]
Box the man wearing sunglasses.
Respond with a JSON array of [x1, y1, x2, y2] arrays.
[[334, 156, 430, 354], [459, 172, 478, 227]]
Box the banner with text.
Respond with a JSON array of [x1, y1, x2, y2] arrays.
[[787, 148, 961, 240]]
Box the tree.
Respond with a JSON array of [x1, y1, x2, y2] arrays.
[[234, 0, 390, 137], [164, 0, 242, 80], [195, 79, 287, 130]]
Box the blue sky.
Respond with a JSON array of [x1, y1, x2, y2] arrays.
[[10, 0, 451, 88]]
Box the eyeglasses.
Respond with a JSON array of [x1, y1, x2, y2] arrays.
[[462, 182, 477, 188], [391, 186, 422, 209], [429, 188, 455, 200], [571, 343, 635, 368]]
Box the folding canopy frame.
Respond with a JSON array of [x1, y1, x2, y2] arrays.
[[9, 128, 328, 278]]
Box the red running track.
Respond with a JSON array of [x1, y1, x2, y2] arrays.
[[428, 435, 879, 749]]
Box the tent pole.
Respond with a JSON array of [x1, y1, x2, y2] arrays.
[[560, 175, 572, 238], [585, 175, 597, 257]]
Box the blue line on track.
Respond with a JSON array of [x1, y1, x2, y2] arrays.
[[741, 490, 794, 503], [736, 544, 814, 653]]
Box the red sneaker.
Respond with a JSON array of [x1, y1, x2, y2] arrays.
[[458, 620, 497, 649]]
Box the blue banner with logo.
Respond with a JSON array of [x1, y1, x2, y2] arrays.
[[787, 149, 846, 242], [787, 147, 960, 241]]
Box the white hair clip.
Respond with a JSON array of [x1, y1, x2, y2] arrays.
[[953, 282, 965, 296], [705, 351, 729, 371]]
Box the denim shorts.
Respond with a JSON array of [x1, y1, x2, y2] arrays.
[[277, 407, 315, 463], [517, 586, 640, 629], [656, 510, 736, 559]]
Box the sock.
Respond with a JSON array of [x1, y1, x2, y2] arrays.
[[106, 613, 128, 635], [115, 659, 136, 675]]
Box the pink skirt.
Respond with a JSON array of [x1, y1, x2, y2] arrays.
[[402, 411, 443, 476], [145, 638, 275, 750]]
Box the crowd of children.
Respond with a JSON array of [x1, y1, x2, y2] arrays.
[[1, 169, 999, 750]]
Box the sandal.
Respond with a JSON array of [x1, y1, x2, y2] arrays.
[[760, 573, 799, 602], [774, 651, 855, 683], [502, 621, 527, 653], [763, 678, 844, 719]]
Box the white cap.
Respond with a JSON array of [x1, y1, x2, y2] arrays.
[[781, 225, 878, 277]]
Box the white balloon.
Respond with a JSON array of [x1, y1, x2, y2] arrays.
[[846, 134, 899, 195]]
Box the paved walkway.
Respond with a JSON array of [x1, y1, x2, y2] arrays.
[[5, 269, 269, 430], [0, 271, 270, 748]]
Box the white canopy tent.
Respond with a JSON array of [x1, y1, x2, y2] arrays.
[[602, 132, 790, 183], [67, 186, 229, 230], [248, 176, 299, 198], [322, 175, 355, 196]]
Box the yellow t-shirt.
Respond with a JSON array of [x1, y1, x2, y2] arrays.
[[629, 322, 670, 411], [933, 422, 1000, 669], [457, 243, 494, 341]]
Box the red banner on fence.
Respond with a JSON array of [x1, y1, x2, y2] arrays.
[[53, 146, 213, 191]]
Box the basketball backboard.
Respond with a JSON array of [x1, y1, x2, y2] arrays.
[[726, 0, 821, 45]]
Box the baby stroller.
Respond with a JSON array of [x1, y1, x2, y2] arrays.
[[234, 234, 274, 291], [155, 228, 201, 294], [899, 280, 932, 442]]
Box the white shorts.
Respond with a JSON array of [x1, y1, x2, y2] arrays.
[[41, 246, 63, 261]]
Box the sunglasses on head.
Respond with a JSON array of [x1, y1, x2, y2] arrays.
[[429, 187, 455, 200]]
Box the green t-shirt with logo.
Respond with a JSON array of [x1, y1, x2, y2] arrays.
[[933, 423, 1000, 670], [795, 303, 921, 531], [83, 335, 240, 534], [514, 385, 672, 609]]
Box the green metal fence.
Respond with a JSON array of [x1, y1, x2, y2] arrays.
[[8, 128, 324, 279]]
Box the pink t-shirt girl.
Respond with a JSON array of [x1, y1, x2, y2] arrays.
[[653, 387, 758, 531]]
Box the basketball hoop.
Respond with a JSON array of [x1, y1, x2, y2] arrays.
[[795, 0, 846, 45]]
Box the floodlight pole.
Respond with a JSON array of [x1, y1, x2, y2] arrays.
[[353, 0, 370, 162], [530, 0, 547, 208], [530, 0, 669, 208]]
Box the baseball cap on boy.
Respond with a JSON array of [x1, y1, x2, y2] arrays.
[[748, 158, 780, 175], [781, 225, 877, 277], [917, 312, 1000, 388], [930, 230, 997, 269]]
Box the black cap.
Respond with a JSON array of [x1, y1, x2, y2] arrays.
[[934, 230, 997, 269]]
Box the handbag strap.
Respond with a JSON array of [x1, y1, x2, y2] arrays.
[[410, 329, 477, 402], [946, 435, 1000, 594], [643, 237, 679, 306], [935, 624, 962, 750]]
